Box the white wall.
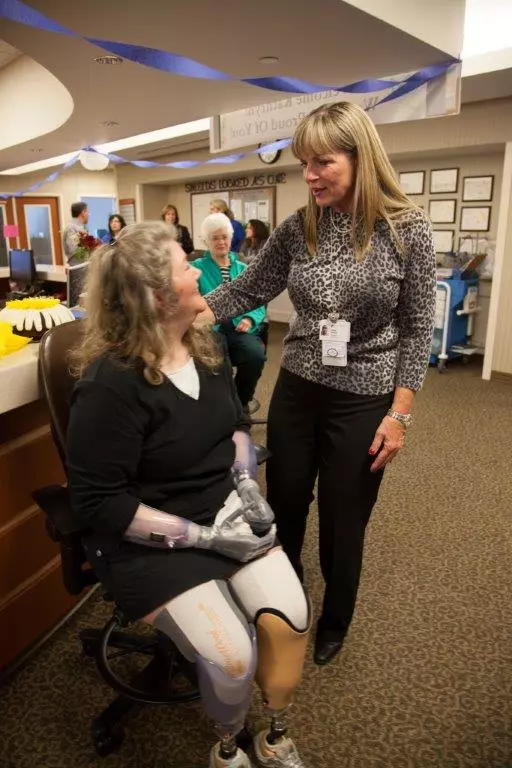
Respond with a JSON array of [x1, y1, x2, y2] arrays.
[[0, 167, 117, 232]]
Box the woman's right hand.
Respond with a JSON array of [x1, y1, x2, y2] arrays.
[[197, 517, 277, 562]]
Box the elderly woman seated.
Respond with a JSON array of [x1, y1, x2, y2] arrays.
[[66, 221, 310, 768], [191, 213, 266, 415]]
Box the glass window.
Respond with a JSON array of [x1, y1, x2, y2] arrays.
[[24, 204, 53, 265], [80, 196, 116, 240]]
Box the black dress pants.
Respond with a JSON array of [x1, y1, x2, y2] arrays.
[[266, 367, 393, 641]]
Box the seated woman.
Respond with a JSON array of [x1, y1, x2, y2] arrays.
[[162, 204, 194, 254], [66, 221, 310, 768], [209, 199, 245, 253], [102, 213, 127, 244], [240, 219, 270, 265], [192, 213, 266, 416]]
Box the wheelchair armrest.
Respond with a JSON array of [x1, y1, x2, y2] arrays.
[[32, 485, 89, 541], [33, 485, 98, 595]]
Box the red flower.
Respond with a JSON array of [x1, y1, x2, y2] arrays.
[[78, 231, 102, 251]]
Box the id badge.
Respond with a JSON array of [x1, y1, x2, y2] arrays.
[[319, 319, 350, 367]]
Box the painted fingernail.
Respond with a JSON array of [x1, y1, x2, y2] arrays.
[[368, 449, 375, 455]]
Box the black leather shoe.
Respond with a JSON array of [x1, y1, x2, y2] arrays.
[[313, 637, 344, 666]]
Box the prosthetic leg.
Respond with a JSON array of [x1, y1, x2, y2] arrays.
[[230, 548, 312, 767], [155, 580, 257, 767]]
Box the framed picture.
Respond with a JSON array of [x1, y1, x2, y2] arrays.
[[430, 168, 459, 194], [399, 171, 425, 195], [460, 206, 491, 232], [429, 199, 456, 224], [432, 229, 454, 253], [462, 175, 494, 202]]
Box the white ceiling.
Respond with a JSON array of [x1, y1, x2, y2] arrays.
[[0, 0, 463, 172]]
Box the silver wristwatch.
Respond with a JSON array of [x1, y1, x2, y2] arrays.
[[387, 409, 413, 428]]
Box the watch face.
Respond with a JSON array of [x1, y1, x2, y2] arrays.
[[258, 145, 281, 165]]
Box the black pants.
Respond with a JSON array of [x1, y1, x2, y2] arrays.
[[219, 323, 266, 407], [266, 367, 393, 640]]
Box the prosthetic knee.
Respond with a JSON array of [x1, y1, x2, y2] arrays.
[[230, 549, 312, 743], [155, 580, 257, 761]]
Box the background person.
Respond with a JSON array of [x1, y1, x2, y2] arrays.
[[161, 204, 194, 254], [102, 213, 127, 244], [192, 213, 266, 416], [203, 101, 436, 667], [209, 199, 246, 253], [240, 219, 270, 265], [62, 201, 89, 265]]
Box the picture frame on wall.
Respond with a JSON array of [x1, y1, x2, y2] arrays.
[[398, 171, 425, 195], [462, 175, 494, 202], [432, 229, 454, 254], [429, 199, 456, 224], [460, 206, 491, 232], [430, 168, 459, 194]]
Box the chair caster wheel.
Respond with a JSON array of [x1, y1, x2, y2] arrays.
[[81, 640, 96, 658], [93, 728, 124, 757]]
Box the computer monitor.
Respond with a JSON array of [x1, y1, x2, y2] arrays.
[[67, 262, 88, 309], [9, 249, 36, 286]]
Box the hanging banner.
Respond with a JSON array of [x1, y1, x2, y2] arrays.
[[211, 63, 461, 153]]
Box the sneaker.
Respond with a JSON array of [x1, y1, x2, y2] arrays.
[[209, 742, 253, 767], [252, 729, 306, 767]]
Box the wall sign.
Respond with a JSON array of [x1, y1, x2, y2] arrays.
[[185, 173, 286, 194]]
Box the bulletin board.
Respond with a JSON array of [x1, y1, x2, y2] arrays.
[[190, 187, 276, 250]]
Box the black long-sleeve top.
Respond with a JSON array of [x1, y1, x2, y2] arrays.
[[66, 353, 248, 555]]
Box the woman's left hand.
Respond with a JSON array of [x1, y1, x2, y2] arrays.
[[235, 317, 253, 333], [368, 416, 406, 472]]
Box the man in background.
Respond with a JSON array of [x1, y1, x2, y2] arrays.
[[62, 202, 89, 265]]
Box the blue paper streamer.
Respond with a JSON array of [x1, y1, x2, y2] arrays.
[[0, 0, 457, 96]]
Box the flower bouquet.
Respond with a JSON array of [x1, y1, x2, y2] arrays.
[[73, 230, 102, 262]]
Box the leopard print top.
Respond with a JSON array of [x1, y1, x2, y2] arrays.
[[207, 207, 436, 396]]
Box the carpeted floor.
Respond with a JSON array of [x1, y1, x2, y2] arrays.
[[1, 323, 511, 768]]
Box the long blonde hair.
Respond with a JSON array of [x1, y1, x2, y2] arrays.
[[72, 220, 221, 384], [210, 198, 234, 220], [292, 101, 418, 260]]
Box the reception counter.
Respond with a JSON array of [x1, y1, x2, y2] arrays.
[[0, 342, 82, 671]]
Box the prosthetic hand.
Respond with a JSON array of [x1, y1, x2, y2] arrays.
[[232, 430, 274, 536], [124, 500, 275, 563]]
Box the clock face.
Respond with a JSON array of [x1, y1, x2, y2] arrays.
[[258, 145, 281, 165]]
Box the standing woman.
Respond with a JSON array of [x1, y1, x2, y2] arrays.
[[162, 204, 194, 254], [103, 213, 127, 244], [203, 101, 436, 666], [209, 199, 246, 254], [240, 219, 270, 265]]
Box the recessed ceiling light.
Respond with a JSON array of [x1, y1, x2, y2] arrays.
[[93, 55, 124, 65], [101, 120, 120, 128], [259, 56, 279, 65]]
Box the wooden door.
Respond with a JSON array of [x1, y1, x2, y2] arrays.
[[15, 196, 63, 265]]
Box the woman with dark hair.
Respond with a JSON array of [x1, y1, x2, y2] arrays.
[[240, 219, 270, 264], [162, 204, 194, 254], [102, 214, 127, 244]]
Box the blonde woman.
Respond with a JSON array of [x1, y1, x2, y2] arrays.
[[66, 221, 310, 768], [209, 198, 246, 253], [203, 102, 436, 666]]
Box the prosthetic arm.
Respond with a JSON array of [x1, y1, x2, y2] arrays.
[[232, 430, 274, 536], [124, 501, 275, 563]]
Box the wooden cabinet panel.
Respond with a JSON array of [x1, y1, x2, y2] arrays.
[[0, 557, 81, 671], [0, 430, 65, 527], [0, 506, 59, 596]]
